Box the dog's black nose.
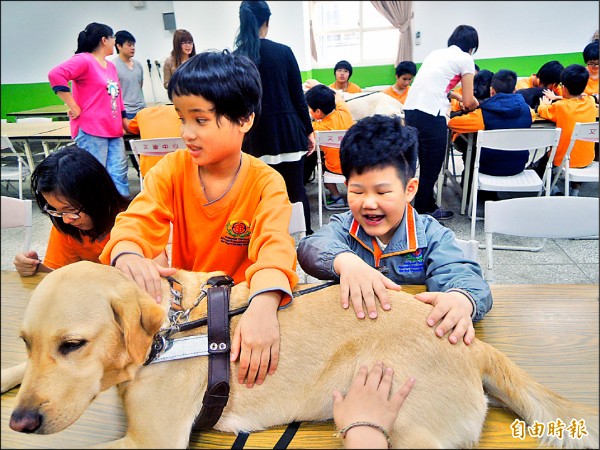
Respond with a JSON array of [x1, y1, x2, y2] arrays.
[[9, 408, 43, 433]]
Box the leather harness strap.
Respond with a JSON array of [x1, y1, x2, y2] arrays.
[[192, 282, 232, 431]]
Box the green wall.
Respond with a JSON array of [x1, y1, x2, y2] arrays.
[[1, 52, 585, 121]]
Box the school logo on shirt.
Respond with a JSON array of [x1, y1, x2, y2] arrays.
[[106, 78, 120, 116], [221, 219, 251, 247], [397, 249, 424, 274]]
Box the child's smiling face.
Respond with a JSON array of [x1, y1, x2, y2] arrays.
[[347, 165, 418, 244]]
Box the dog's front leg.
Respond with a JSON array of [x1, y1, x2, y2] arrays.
[[1, 362, 26, 394]]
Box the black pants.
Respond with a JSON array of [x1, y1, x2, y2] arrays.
[[404, 109, 448, 213], [271, 157, 313, 234]]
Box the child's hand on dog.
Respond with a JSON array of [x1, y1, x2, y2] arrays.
[[231, 291, 281, 388], [333, 362, 415, 449], [414, 291, 475, 345], [334, 253, 401, 319]]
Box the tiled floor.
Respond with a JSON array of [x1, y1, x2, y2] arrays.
[[2, 158, 598, 285]]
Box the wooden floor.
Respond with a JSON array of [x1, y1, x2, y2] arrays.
[[1, 272, 598, 448]]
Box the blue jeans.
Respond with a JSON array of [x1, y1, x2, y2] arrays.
[[75, 129, 130, 197]]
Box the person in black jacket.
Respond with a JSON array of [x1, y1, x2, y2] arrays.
[[234, 0, 316, 234]]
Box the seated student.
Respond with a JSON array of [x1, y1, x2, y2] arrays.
[[329, 60, 362, 93], [382, 61, 417, 104], [125, 104, 182, 178], [13, 144, 131, 276], [99, 50, 298, 389], [583, 40, 599, 103], [297, 115, 492, 345], [305, 84, 354, 206], [448, 69, 535, 202], [515, 60, 564, 109], [449, 68, 493, 116], [536, 64, 597, 196]]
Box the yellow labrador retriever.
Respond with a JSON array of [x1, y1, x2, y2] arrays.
[[2, 261, 598, 448]]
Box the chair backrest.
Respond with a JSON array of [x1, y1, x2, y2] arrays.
[[288, 201, 306, 237], [455, 238, 480, 263], [1, 195, 33, 251], [129, 137, 186, 188], [16, 117, 52, 123], [315, 130, 346, 152], [561, 122, 599, 162]]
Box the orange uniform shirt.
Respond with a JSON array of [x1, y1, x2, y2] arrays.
[[516, 75, 563, 96], [382, 85, 410, 104], [537, 95, 597, 167], [128, 105, 182, 177], [99, 150, 298, 305], [329, 81, 362, 94], [312, 101, 354, 174], [584, 77, 599, 97], [44, 225, 109, 270]]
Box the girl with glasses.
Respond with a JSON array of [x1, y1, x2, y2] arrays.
[[163, 29, 196, 89], [13, 145, 131, 277], [583, 40, 599, 103]]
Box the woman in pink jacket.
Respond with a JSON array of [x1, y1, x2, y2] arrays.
[[48, 22, 130, 197]]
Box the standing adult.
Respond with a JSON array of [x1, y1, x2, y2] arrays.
[[48, 22, 130, 197], [234, 0, 315, 234], [403, 25, 480, 220], [114, 30, 146, 119], [162, 29, 196, 89]]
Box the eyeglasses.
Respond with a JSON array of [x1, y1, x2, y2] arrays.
[[587, 62, 599, 68], [107, 35, 116, 40], [182, 41, 194, 46], [43, 204, 81, 220]]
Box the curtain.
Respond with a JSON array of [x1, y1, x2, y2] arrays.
[[370, 1, 413, 65], [309, 19, 318, 62]]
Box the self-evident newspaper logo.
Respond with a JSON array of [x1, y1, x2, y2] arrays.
[[221, 219, 251, 247]]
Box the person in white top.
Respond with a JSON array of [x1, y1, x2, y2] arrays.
[[403, 25, 480, 221]]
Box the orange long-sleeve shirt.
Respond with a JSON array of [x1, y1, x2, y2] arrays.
[[537, 95, 597, 167], [329, 81, 362, 93], [584, 77, 599, 97], [99, 150, 298, 305], [312, 101, 354, 174], [516, 75, 563, 96], [44, 225, 109, 270], [382, 85, 411, 105], [128, 104, 182, 177]]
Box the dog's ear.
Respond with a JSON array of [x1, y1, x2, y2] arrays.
[[110, 288, 165, 367]]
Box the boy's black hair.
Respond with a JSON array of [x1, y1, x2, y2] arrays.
[[473, 69, 494, 99], [560, 64, 589, 96], [583, 40, 599, 62], [115, 30, 135, 54], [31, 144, 130, 243], [305, 84, 336, 116], [334, 60, 353, 78], [168, 49, 262, 126], [75, 22, 113, 54], [536, 60, 564, 86], [395, 60, 417, 78], [490, 69, 517, 94], [447, 25, 479, 54], [340, 115, 418, 186]]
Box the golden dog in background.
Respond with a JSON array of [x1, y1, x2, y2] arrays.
[[2, 261, 598, 448]]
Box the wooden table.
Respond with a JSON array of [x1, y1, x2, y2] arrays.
[[1, 271, 598, 449]]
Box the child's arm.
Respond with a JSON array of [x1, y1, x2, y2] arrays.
[[334, 252, 400, 319]]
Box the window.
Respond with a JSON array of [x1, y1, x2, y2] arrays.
[[310, 1, 398, 67]]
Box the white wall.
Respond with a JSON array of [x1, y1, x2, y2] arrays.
[[411, 1, 598, 62]]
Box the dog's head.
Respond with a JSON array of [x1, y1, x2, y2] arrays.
[[10, 261, 166, 434]]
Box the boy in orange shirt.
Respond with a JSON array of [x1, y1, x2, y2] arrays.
[[537, 64, 597, 196], [583, 40, 599, 103], [329, 60, 362, 93], [305, 84, 354, 205], [99, 50, 298, 389], [382, 61, 417, 105], [125, 104, 182, 177]]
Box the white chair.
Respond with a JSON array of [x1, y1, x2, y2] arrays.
[[469, 128, 562, 243], [550, 122, 599, 196], [1, 195, 33, 251], [129, 137, 186, 188], [288, 201, 306, 240], [315, 130, 348, 228], [455, 238, 480, 263], [484, 196, 599, 282], [1, 135, 31, 199]]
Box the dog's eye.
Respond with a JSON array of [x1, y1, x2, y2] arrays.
[[59, 340, 87, 355]]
